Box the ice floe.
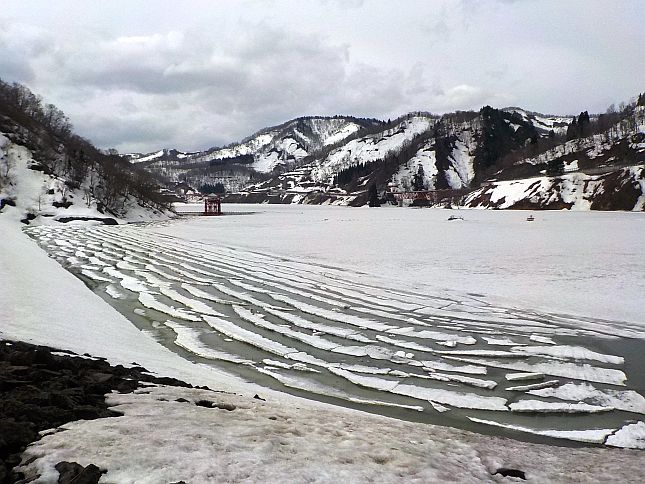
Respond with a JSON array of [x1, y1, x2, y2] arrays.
[[138, 293, 201, 322], [164, 320, 253, 365], [605, 421, 645, 449], [528, 382, 645, 414], [509, 400, 613, 413], [468, 417, 615, 444]]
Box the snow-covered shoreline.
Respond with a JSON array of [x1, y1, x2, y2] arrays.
[[2, 214, 645, 482]]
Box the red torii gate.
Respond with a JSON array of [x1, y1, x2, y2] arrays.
[[203, 196, 222, 216]]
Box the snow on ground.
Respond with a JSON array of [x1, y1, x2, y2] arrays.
[[3, 205, 645, 481], [17, 385, 645, 483]]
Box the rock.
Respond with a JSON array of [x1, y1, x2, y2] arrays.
[[0, 420, 37, 453], [494, 467, 526, 479], [194, 400, 236, 411], [195, 400, 215, 408], [215, 403, 236, 411], [0, 340, 198, 482], [55, 461, 105, 484]]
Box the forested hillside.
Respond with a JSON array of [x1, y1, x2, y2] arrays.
[[0, 79, 171, 224]]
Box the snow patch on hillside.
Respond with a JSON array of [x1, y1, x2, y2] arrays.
[[465, 166, 645, 211], [312, 116, 435, 183], [0, 135, 168, 225]]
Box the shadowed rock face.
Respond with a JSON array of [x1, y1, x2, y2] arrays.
[[0, 340, 192, 483]]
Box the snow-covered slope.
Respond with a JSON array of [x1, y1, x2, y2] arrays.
[[202, 116, 372, 173], [503, 107, 572, 135], [126, 148, 199, 164], [127, 116, 378, 192], [464, 165, 645, 211], [390, 116, 481, 191], [310, 115, 437, 183], [0, 135, 168, 225], [516, 107, 645, 169]]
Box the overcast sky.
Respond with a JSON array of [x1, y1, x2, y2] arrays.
[[1, 0, 643, 153]]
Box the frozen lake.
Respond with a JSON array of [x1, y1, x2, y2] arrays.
[[175, 204, 645, 325], [25, 205, 645, 448]]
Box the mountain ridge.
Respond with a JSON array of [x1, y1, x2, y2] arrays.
[[125, 95, 645, 211]]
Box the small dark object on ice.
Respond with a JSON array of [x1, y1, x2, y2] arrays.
[[175, 397, 190, 403], [494, 467, 526, 479], [254, 394, 266, 401], [55, 461, 105, 484], [195, 400, 236, 411]]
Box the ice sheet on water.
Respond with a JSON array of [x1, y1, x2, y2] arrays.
[[103, 267, 149, 293], [105, 285, 123, 299], [528, 382, 645, 414], [264, 307, 373, 343], [181, 283, 241, 305], [256, 368, 424, 412], [232, 305, 340, 351], [506, 372, 545, 381], [138, 293, 201, 322], [605, 421, 645, 449], [211, 282, 287, 310], [530, 334, 557, 345], [159, 286, 228, 317], [482, 336, 525, 346], [505, 380, 559, 392], [270, 293, 396, 332], [392, 383, 508, 411], [436, 349, 521, 358], [386, 327, 477, 345], [509, 400, 613, 413], [262, 359, 320, 373], [164, 320, 252, 365], [509, 345, 624, 365], [445, 356, 627, 386], [135, 270, 171, 288], [420, 359, 488, 375], [375, 334, 435, 353], [329, 367, 400, 392], [203, 315, 297, 358], [468, 417, 615, 444], [116, 260, 139, 271], [144, 263, 184, 282], [80, 269, 112, 283]]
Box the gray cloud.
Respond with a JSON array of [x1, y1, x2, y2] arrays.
[[0, 0, 643, 152]]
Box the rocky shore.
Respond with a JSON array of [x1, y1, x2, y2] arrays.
[[0, 339, 192, 483]]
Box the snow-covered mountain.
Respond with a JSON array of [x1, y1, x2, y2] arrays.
[[129, 94, 645, 210], [124, 116, 381, 192]]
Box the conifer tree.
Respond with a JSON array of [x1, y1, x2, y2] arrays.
[[566, 117, 578, 141], [412, 165, 426, 191], [368, 184, 380, 207]]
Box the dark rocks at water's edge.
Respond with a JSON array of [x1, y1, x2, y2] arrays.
[[0, 339, 192, 483], [54, 462, 105, 484]]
